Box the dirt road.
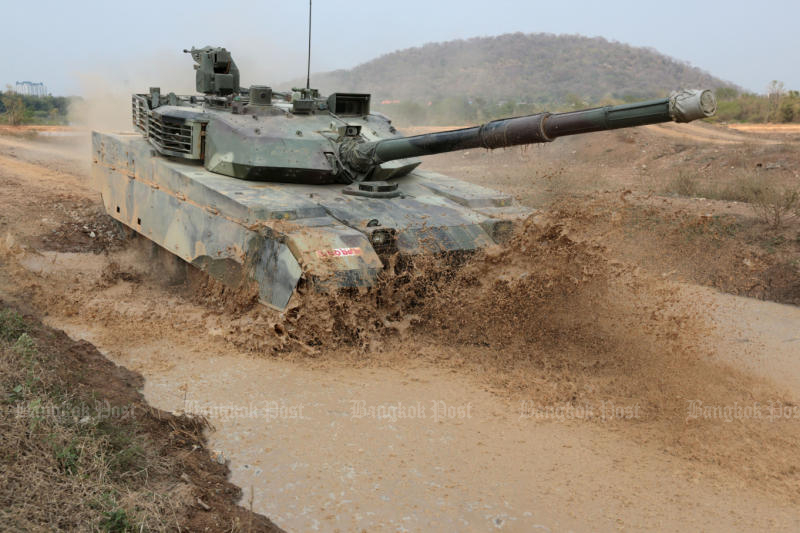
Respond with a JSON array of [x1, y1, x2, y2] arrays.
[[1, 129, 800, 531]]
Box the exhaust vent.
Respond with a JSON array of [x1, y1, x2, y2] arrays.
[[131, 94, 206, 160]]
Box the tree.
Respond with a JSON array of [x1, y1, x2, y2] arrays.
[[1, 89, 26, 126], [715, 87, 739, 100], [766, 80, 785, 122]]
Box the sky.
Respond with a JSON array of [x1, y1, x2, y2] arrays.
[[2, 0, 797, 96]]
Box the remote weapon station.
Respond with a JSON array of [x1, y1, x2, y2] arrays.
[[91, 44, 716, 310]]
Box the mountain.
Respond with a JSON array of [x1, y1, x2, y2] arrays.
[[291, 33, 734, 106]]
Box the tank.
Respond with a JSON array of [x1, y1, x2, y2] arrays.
[[91, 46, 717, 310]]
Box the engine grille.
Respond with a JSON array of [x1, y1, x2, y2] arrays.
[[132, 94, 149, 133], [148, 115, 194, 155], [131, 94, 205, 160]]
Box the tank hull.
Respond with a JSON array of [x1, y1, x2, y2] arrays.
[[91, 131, 531, 310]]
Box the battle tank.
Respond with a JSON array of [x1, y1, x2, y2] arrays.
[[91, 46, 717, 310]]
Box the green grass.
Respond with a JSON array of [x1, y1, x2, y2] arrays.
[[0, 309, 27, 342]]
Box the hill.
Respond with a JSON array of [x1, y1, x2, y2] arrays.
[[289, 33, 734, 117]]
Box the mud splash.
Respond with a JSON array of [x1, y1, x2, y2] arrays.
[[176, 204, 800, 501], [2, 150, 799, 504]]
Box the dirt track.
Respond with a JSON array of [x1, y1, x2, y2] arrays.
[[1, 125, 800, 531]]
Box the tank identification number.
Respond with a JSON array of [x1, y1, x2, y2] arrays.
[[315, 247, 363, 259]]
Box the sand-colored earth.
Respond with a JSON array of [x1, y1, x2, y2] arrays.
[[727, 123, 800, 133], [1, 123, 799, 531]]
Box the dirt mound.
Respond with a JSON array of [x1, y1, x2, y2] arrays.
[[0, 302, 282, 531], [558, 193, 800, 306]]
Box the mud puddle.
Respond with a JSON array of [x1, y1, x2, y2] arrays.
[[37, 297, 798, 533], [707, 291, 800, 392], [52, 321, 573, 531], [4, 219, 800, 532]]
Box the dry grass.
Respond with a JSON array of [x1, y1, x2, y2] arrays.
[[664, 169, 756, 203], [750, 186, 800, 230], [0, 308, 181, 531], [665, 169, 800, 230]]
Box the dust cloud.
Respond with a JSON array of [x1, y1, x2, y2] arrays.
[[67, 42, 305, 132]]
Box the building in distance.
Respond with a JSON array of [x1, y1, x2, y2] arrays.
[[14, 81, 48, 97]]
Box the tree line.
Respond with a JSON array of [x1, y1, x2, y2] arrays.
[[710, 82, 800, 123], [376, 83, 800, 126], [0, 90, 75, 125]]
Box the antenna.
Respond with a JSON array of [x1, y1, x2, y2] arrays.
[[306, 0, 312, 90]]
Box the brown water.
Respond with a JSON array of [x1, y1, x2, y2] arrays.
[[46, 285, 800, 532]]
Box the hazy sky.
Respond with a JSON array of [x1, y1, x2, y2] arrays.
[[2, 0, 797, 95]]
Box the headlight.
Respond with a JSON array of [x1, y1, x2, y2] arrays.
[[371, 230, 390, 245], [368, 228, 396, 252]]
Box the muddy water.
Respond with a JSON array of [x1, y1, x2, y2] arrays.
[[709, 292, 800, 393], [46, 297, 800, 532], [11, 246, 800, 532], [54, 322, 572, 531]]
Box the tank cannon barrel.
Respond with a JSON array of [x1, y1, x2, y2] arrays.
[[340, 89, 716, 178]]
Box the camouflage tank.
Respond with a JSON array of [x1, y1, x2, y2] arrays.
[[91, 46, 717, 310]]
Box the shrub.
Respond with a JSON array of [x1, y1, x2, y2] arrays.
[[750, 186, 800, 230], [666, 173, 698, 197]]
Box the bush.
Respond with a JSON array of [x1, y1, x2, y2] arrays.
[[666, 173, 698, 197], [749, 186, 800, 230], [710, 86, 800, 124], [0, 92, 73, 125], [0, 92, 26, 126]]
